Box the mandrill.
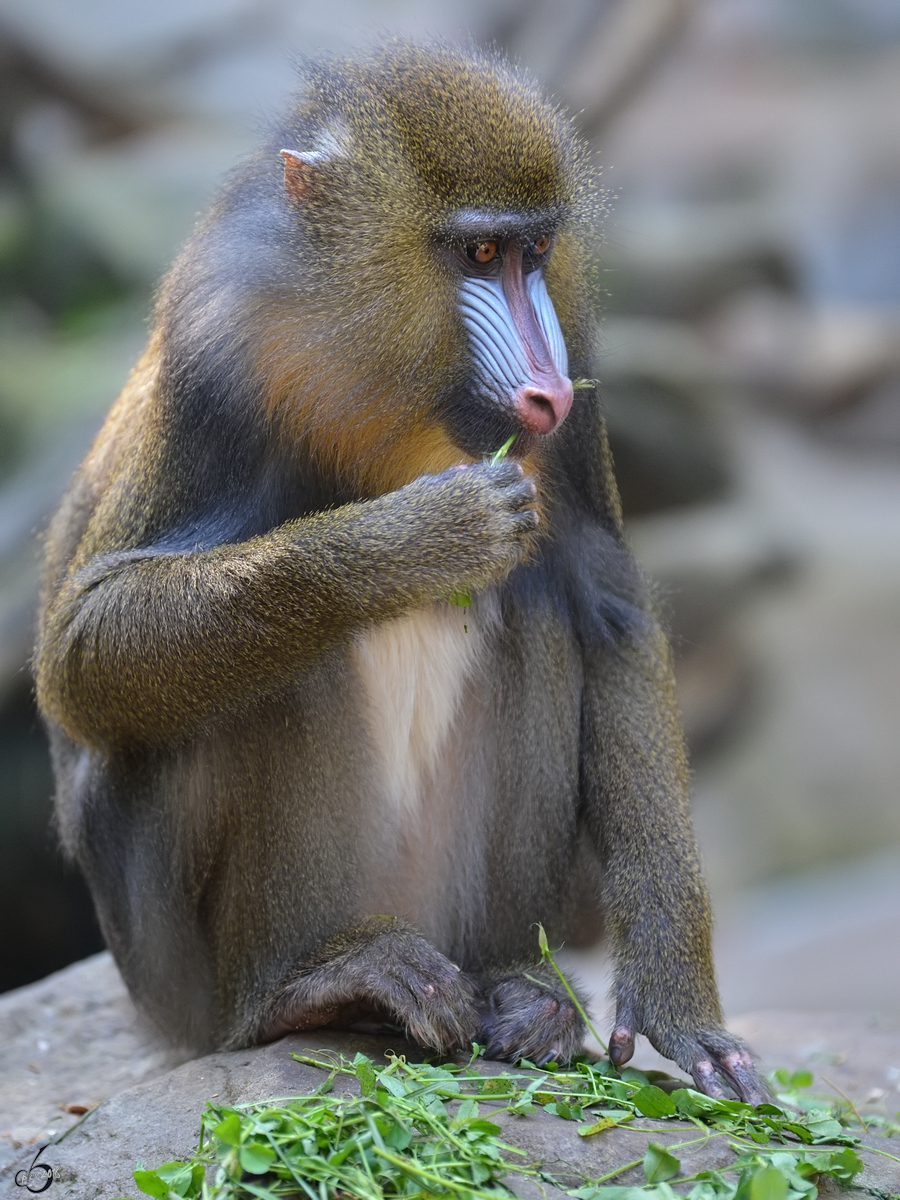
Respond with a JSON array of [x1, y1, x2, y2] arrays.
[[35, 40, 766, 1102]]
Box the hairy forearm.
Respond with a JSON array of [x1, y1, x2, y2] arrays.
[[36, 483, 482, 750], [581, 628, 718, 997]]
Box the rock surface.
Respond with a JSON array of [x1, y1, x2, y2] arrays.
[[0, 954, 185, 1162], [1, 955, 898, 1198]]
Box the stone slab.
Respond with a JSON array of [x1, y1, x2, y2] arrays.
[[1, 956, 898, 1198]]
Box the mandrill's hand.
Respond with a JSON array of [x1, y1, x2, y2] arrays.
[[609, 998, 770, 1106], [400, 460, 540, 594]]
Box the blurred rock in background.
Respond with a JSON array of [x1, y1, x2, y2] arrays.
[[0, 0, 898, 1011]]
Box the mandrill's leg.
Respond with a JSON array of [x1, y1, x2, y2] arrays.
[[258, 917, 479, 1054]]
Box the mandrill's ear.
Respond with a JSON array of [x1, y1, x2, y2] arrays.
[[279, 149, 321, 201]]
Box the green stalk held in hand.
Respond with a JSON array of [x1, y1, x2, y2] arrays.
[[449, 435, 517, 608]]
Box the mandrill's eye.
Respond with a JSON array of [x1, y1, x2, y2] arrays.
[[466, 240, 498, 264], [533, 234, 552, 255]]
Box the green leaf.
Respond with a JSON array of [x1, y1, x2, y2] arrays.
[[672, 1088, 720, 1118], [456, 1097, 479, 1121], [790, 1070, 813, 1090], [620, 1068, 650, 1086], [355, 1056, 377, 1096], [384, 1121, 413, 1150], [155, 1165, 188, 1185], [643, 1142, 680, 1183], [448, 589, 471, 607], [132, 1170, 169, 1199], [466, 1119, 502, 1136], [160, 1163, 204, 1199], [238, 1142, 276, 1174], [748, 1165, 789, 1200], [377, 1072, 406, 1098], [213, 1112, 242, 1146], [578, 1116, 617, 1137], [833, 1146, 864, 1180], [804, 1116, 843, 1141], [633, 1085, 677, 1118], [131, 1162, 203, 1200], [781, 1121, 813, 1143], [470, 1160, 493, 1184], [479, 1077, 507, 1095]]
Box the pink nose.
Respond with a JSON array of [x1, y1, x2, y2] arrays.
[[513, 377, 574, 435]]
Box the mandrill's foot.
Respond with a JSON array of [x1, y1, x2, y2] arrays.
[[259, 918, 479, 1055], [477, 964, 588, 1066], [610, 1016, 770, 1106]]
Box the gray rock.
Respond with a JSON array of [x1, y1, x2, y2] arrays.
[[0, 954, 184, 1165], [2, 955, 899, 1198], [0, 1032, 783, 1200]]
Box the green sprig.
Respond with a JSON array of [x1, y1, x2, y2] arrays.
[[130, 1047, 867, 1200]]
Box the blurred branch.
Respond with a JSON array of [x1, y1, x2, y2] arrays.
[[0, 31, 141, 142], [484, 0, 701, 142], [564, 0, 702, 141]]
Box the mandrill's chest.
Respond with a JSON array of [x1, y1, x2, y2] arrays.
[[350, 597, 499, 821], [349, 596, 501, 938]]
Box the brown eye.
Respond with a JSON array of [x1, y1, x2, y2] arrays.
[[467, 240, 498, 264], [533, 234, 551, 255]]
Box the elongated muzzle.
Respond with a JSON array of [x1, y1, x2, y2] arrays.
[[459, 268, 573, 435]]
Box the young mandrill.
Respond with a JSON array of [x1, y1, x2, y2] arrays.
[[35, 41, 766, 1102]]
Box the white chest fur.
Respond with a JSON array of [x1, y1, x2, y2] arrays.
[[351, 598, 496, 821]]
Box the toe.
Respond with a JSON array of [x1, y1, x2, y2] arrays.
[[609, 1026, 635, 1067], [691, 1057, 729, 1099], [714, 1048, 770, 1106]]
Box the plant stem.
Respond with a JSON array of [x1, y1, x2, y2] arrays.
[[822, 1075, 869, 1133], [536, 923, 609, 1053]]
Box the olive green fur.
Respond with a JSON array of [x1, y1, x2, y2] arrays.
[[266, 39, 597, 401]]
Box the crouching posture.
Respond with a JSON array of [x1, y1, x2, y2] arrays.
[[35, 40, 765, 1102]]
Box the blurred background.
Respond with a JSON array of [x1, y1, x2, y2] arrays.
[[0, 0, 898, 1016]]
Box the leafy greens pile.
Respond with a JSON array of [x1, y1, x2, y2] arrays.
[[128, 1048, 891, 1200]]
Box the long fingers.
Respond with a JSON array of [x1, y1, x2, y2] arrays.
[[708, 1043, 771, 1106], [681, 1032, 771, 1105], [613, 1010, 771, 1106]]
